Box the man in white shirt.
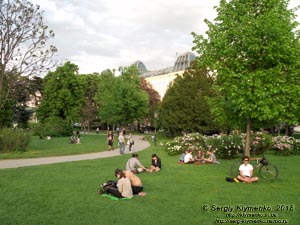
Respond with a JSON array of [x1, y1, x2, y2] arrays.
[[184, 149, 195, 164], [237, 156, 259, 183]]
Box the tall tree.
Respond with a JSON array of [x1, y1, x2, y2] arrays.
[[95, 69, 118, 129], [192, 0, 300, 156], [139, 77, 161, 129], [78, 73, 101, 132], [0, 0, 57, 107], [117, 66, 149, 125], [96, 66, 149, 128], [37, 62, 84, 123], [159, 65, 216, 136]]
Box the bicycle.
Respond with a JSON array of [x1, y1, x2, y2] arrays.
[[230, 155, 278, 180]]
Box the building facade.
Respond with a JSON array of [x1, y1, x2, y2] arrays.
[[135, 52, 196, 100]]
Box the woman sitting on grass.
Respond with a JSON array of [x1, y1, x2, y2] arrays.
[[149, 154, 161, 172], [105, 169, 133, 199]]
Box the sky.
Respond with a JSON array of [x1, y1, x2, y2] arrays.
[[29, 0, 300, 74]]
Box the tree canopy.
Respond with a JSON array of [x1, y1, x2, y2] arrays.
[[159, 65, 217, 136], [37, 62, 84, 123], [95, 66, 149, 128], [0, 0, 57, 107], [192, 0, 300, 155]]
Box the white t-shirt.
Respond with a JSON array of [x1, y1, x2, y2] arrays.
[[184, 153, 193, 163], [239, 164, 253, 177]]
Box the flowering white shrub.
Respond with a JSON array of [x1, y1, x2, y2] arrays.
[[161, 133, 244, 159], [272, 136, 294, 156], [162, 133, 300, 158]]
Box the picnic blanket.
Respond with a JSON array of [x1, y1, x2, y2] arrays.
[[100, 193, 131, 201]]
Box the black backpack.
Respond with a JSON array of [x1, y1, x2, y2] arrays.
[[99, 180, 117, 194]]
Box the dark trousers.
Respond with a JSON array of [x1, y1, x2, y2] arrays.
[[132, 186, 143, 195], [106, 187, 123, 198]]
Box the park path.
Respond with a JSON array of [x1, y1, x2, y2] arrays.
[[0, 135, 150, 169]]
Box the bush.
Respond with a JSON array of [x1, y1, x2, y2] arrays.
[[160, 133, 207, 156], [31, 118, 73, 138], [272, 136, 295, 156], [0, 128, 31, 152], [250, 133, 273, 155], [161, 133, 244, 159], [206, 134, 244, 159]]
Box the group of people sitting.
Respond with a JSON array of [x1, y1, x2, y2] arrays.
[[179, 147, 220, 164], [99, 153, 161, 199]]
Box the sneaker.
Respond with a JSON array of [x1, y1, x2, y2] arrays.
[[226, 177, 234, 182], [138, 192, 147, 196]]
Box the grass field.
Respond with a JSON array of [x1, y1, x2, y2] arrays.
[[0, 134, 113, 159], [0, 135, 299, 225]]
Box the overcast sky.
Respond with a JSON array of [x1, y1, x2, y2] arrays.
[[29, 0, 299, 74]]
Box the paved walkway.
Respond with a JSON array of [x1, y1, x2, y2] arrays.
[[0, 135, 150, 170]]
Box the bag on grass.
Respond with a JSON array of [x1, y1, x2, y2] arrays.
[[99, 180, 117, 194]]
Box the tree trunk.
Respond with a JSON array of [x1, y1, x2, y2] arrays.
[[245, 118, 251, 157]]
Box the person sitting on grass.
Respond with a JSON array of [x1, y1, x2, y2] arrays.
[[237, 156, 259, 183], [149, 154, 161, 172], [122, 169, 146, 196], [126, 154, 149, 174], [194, 150, 205, 163], [184, 149, 195, 164], [178, 150, 187, 163], [105, 169, 133, 199], [204, 149, 220, 164]]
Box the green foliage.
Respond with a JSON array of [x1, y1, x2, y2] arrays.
[[272, 135, 300, 156], [251, 133, 273, 155], [192, 0, 300, 155], [206, 134, 244, 159], [160, 133, 207, 155], [0, 100, 13, 127], [37, 62, 84, 123], [0, 128, 31, 152], [0, 0, 57, 105], [159, 66, 218, 136], [162, 133, 244, 159], [31, 118, 73, 138], [96, 66, 149, 126], [162, 132, 286, 159]]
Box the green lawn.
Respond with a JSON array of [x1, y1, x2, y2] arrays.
[[0, 134, 114, 159], [0, 142, 299, 225]]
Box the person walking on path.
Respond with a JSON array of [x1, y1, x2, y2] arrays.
[[127, 133, 134, 152], [107, 131, 114, 151], [118, 131, 126, 154]]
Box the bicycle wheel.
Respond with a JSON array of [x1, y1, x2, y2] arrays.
[[230, 162, 242, 177], [259, 163, 278, 179]]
